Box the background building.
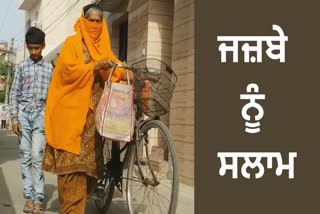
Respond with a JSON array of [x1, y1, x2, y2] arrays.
[[0, 39, 15, 104]]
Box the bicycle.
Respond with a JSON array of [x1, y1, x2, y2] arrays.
[[92, 58, 179, 214]]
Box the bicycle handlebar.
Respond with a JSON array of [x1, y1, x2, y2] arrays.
[[111, 62, 161, 83], [111, 63, 133, 70]]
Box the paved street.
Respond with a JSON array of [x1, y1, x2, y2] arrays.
[[0, 130, 194, 214]]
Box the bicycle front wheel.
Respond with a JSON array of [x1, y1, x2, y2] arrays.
[[126, 120, 179, 214]]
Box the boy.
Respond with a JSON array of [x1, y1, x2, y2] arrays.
[[9, 27, 53, 214]]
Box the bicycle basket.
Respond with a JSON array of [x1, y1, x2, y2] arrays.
[[132, 58, 177, 118]]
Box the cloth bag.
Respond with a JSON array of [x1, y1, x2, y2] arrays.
[[95, 67, 134, 142]]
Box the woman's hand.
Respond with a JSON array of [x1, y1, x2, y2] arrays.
[[94, 59, 113, 71], [122, 69, 134, 82]]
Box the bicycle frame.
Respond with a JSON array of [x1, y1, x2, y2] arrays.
[[99, 61, 170, 189], [103, 103, 159, 191], [94, 59, 178, 214], [132, 116, 161, 186]]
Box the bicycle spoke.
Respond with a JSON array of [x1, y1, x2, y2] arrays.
[[123, 177, 145, 183], [137, 186, 151, 207], [152, 187, 171, 202], [127, 120, 178, 214], [158, 171, 172, 183], [131, 183, 145, 196], [154, 189, 169, 213], [158, 183, 172, 190], [156, 163, 172, 181], [150, 187, 156, 213]]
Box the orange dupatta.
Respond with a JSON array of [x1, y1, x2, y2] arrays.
[[45, 15, 125, 155]]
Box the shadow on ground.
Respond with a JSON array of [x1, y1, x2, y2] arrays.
[[0, 130, 19, 166], [86, 189, 129, 214], [0, 167, 16, 214], [43, 183, 60, 212]]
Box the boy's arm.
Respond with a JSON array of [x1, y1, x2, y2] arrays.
[[9, 64, 22, 125]]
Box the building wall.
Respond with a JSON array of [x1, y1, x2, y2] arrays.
[[16, 0, 94, 64], [36, 0, 92, 57], [125, 0, 194, 186], [126, 0, 173, 64], [146, 0, 173, 65], [107, 12, 128, 59], [170, 0, 194, 186], [127, 0, 149, 64]]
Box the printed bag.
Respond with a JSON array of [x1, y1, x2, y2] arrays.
[[95, 67, 134, 142]]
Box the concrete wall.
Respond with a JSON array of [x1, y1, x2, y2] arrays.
[[125, 0, 194, 186], [16, 0, 94, 63], [170, 0, 194, 186], [127, 0, 149, 64]]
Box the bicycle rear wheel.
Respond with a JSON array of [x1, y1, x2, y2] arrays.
[[126, 120, 179, 214]]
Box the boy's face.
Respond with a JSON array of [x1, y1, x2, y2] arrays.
[[27, 43, 45, 61]]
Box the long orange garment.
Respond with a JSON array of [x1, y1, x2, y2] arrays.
[[45, 16, 125, 155]]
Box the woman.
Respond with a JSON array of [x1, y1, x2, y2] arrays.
[[42, 4, 132, 213]]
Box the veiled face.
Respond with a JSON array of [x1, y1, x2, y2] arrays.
[[86, 10, 102, 23]]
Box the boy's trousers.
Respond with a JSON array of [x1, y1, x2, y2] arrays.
[[18, 109, 45, 204]]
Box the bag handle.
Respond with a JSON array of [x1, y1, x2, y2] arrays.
[[107, 63, 130, 86]]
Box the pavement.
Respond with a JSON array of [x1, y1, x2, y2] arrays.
[[0, 129, 194, 214]]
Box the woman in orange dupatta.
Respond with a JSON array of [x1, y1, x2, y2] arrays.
[[42, 4, 132, 213]]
